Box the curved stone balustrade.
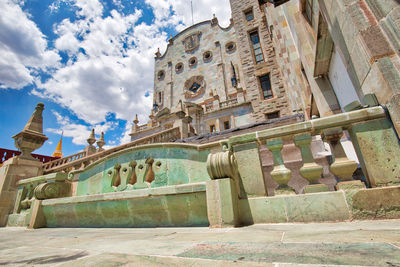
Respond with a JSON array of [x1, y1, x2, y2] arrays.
[[42, 127, 181, 174]]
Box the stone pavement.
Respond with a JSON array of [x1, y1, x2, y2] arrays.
[[0, 220, 399, 266]]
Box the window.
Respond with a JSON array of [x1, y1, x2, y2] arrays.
[[203, 51, 213, 62], [265, 111, 280, 120], [305, 0, 313, 25], [250, 31, 264, 64], [210, 125, 216, 133], [244, 9, 254, 21], [225, 42, 236, 53], [175, 62, 183, 73], [224, 121, 230, 130], [188, 57, 197, 67], [189, 82, 201, 93], [157, 70, 165, 80], [158, 91, 163, 104], [259, 74, 273, 99]]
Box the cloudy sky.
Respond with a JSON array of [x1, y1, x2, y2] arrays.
[[0, 0, 231, 156]]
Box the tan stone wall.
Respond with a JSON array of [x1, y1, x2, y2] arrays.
[[230, 0, 293, 122]]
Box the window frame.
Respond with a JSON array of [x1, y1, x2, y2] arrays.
[[249, 30, 264, 64], [244, 8, 254, 22], [258, 73, 273, 100]]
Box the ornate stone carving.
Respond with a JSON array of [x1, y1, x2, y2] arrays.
[[12, 103, 48, 160], [206, 150, 238, 180], [183, 32, 201, 53], [184, 76, 206, 99], [34, 182, 69, 200], [266, 138, 295, 195], [322, 127, 358, 181]]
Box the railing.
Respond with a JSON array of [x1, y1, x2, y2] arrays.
[[0, 148, 59, 165], [42, 151, 87, 170], [219, 98, 238, 108], [42, 127, 181, 174], [226, 106, 390, 195], [205, 103, 214, 112]]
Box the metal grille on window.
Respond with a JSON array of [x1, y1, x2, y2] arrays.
[[250, 31, 264, 64]]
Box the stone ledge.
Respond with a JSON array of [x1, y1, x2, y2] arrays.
[[42, 182, 207, 206]]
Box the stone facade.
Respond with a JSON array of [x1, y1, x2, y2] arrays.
[[261, 0, 400, 136], [130, 0, 302, 140]]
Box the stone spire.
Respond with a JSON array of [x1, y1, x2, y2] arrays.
[[52, 133, 63, 158], [12, 103, 48, 160], [97, 132, 105, 152]]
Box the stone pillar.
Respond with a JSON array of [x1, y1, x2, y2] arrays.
[[266, 138, 295, 195], [387, 94, 400, 137], [206, 151, 240, 227], [348, 118, 400, 187], [322, 127, 365, 190], [206, 178, 239, 228], [232, 142, 267, 197], [294, 133, 327, 193], [0, 103, 48, 226]]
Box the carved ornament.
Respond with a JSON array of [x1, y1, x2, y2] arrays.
[[183, 32, 201, 53]]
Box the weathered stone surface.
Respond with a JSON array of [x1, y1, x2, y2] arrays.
[[349, 118, 400, 187], [206, 178, 239, 227], [239, 191, 350, 225], [233, 142, 267, 197], [350, 186, 400, 219]]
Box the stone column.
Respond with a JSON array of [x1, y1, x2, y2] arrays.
[[206, 151, 239, 227], [294, 133, 327, 193], [0, 103, 48, 226], [322, 127, 365, 190], [266, 138, 295, 195]]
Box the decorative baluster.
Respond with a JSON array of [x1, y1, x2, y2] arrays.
[[266, 138, 295, 195], [322, 127, 365, 190], [294, 133, 328, 193]]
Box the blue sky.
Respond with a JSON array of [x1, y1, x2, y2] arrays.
[[0, 0, 230, 157]]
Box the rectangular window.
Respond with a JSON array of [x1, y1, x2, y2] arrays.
[[210, 125, 216, 133], [259, 74, 273, 99], [224, 121, 230, 130], [250, 31, 264, 64], [158, 92, 162, 104], [265, 111, 280, 120], [244, 9, 254, 21]]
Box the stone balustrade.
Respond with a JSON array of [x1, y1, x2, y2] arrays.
[[219, 98, 238, 109], [227, 106, 400, 195], [0, 148, 58, 165], [42, 127, 181, 174]]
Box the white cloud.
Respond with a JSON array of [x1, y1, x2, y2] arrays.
[[36, 1, 162, 125], [145, 0, 232, 30], [0, 0, 60, 89], [46, 111, 115, 146]]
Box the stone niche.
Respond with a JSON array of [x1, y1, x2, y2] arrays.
[[184, 75, 206, 99]]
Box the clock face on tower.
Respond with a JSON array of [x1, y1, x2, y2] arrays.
[[184, 76, 206, 99]]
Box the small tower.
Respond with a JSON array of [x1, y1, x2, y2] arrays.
[[52, 132, 63, 158]]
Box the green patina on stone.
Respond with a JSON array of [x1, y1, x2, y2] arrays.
[[75, 146, 211, 196]]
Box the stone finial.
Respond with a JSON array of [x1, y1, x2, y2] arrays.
[[12, 103, 48, 160], [97, 132, 105, 152], [87, 128, 96, 145], [211, 14, 218, 25], [84, 128, 97, 155], [155, 48, 161, 58], [133, 114, 139, 125]]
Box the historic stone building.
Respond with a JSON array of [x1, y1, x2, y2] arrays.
[[260, 0, 400, 136], [129, 0, 310, 141]]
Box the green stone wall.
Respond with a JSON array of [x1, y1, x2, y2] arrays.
[[76, 146, 211, 196]]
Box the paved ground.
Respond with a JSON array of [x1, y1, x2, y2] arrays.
[[0, 220, 399, 266]]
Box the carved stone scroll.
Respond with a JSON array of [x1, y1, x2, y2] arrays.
[[206, 150, 238, 180]]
